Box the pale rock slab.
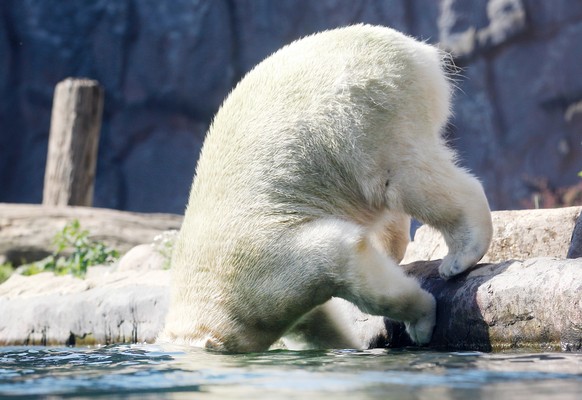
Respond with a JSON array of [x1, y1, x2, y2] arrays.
[[403, 207, 582, 264]]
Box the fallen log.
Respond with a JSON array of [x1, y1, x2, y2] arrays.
[[0, 203, 183, 264]]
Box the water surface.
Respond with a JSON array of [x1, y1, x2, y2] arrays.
[[1, 344, 581, 399]]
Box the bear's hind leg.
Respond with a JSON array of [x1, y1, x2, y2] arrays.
[[294, 218, 436, 345], [282, 299, 387, 350], [339, 234, 436, 345]]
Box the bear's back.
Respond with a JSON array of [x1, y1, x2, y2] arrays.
[[189, 25, 443, 226]]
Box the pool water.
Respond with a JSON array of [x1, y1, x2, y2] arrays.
[[1, 344, 581, 399]]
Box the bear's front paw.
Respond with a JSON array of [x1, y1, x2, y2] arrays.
[[439, 249, 483, 280], [438, 255, 465, 280], [404, 294, 436, 345], [439, 217, 492, 280]]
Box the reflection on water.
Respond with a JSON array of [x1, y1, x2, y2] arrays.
[[0, 344, 581, 399]]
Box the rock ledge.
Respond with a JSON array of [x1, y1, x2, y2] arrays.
[[0, 205, 581, 351]]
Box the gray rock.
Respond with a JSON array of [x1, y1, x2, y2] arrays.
[[116, 244, 166, 272], [0, 267, 169, 346], [403, 206, 582, 264], [438, 0, 526, 58], [396, 257, 582, 351]]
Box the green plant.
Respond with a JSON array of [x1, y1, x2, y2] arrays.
[[152, 230, 178, 269], [0, 262, 13, 284], [20, 220, 119, 278]]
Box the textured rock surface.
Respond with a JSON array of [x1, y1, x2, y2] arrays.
[[1, 205, 581, 350], [0, 266, 169, 346], [1, 256, 581, 352], [403, 206, 582, 264], [1, 0, 581, 213], [392, 257, 582, 352]]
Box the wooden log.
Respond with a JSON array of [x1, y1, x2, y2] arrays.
[[0, 203, 183, 265], [43, 78, 104, 207]]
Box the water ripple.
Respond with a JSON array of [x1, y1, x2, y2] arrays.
[[0, 345, 581, 399]]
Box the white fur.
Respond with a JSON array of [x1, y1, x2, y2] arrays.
[[159, 25, 492, 352]]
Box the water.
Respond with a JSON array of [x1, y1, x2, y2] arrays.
[[1, 345, 581, 399]]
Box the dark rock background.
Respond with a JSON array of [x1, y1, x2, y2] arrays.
[[0, 0, 581, 213]]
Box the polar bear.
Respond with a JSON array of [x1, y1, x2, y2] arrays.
[[160, 24, 492, 352]]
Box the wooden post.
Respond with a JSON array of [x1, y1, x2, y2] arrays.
[[43, 78, 104, 207]]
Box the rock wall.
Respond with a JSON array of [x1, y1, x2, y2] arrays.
[[1, 0, 581, 213]]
